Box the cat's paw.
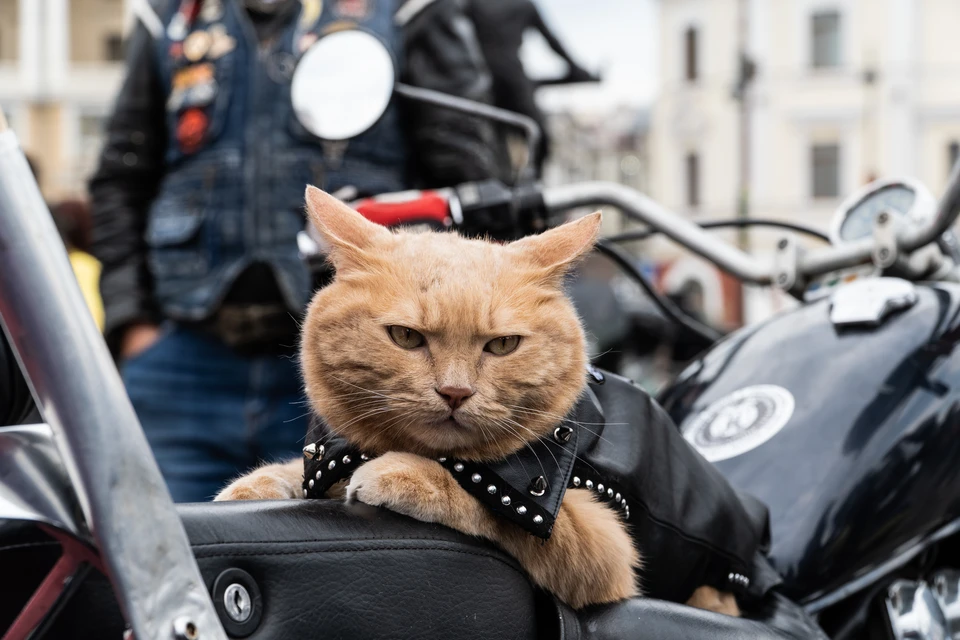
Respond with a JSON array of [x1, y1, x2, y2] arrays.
[[214, 472, 301, 501], [347, 452, 476, 531], [686, 585, 741, 617]]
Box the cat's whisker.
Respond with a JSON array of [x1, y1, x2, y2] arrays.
[[488, 417, 550, 481], [330, 375, 406, 402], [283, 411, 315, 424]]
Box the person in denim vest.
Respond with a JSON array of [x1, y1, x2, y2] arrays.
[[90, 0, 504, 502]]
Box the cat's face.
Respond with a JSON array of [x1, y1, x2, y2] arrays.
[[300, 187, 600, 461]]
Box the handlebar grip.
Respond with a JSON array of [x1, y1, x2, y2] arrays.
[[353, 192, 451, 228]]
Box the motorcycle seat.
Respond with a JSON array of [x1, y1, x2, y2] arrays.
[[2, 499, 825, 639]]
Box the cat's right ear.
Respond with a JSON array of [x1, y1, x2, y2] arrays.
[[305, 185, 392, 270], [511, 212, 602, 282]]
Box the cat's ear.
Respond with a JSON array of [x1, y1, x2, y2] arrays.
[[305, 185, 392, 269], [511, 212, 602, 280]]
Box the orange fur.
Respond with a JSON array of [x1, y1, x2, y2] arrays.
[[216, 186, 739, 615]]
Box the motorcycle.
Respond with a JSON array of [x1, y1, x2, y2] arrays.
[[1, 27, 955, 640]]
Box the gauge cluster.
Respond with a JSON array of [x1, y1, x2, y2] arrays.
[[829, 178, 936, 246]]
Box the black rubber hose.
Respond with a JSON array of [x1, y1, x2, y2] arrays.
[[606, 219, 831, 244], [593, 240, 724, 345]]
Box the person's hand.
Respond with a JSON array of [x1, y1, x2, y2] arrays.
[[567, 66, 599, 83], [121, 323, 162, 360]]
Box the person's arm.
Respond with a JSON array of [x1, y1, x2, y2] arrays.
[[88, 21, 167, 358], [529, 4, 593, 80]]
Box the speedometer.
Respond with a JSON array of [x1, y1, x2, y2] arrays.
[[829, 178, 936, 246]]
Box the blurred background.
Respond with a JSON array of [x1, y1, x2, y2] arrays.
[[4, 0, 960, 386]]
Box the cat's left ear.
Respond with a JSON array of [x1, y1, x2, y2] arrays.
[[510, 212, 602, 280], [305, 185, 392, 270]]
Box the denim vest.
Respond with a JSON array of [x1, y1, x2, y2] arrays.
[[148, 0, 406, 320]]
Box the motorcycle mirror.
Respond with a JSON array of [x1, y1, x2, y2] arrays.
[[291, 30, 395, 141]]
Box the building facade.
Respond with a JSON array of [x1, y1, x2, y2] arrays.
[[0, 0, 131, 199], [650, 0, 960, 324]]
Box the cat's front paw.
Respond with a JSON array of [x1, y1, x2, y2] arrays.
[[214, 472, 300, 501], [347, 452, 479, 533]]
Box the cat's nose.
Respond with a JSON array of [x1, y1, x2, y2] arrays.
[[436, 385, 474, 410]]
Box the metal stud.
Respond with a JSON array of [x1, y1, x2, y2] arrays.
[[328, 460, 336, 470], [303, 488, 308, 497], [361, 453, 369, 461], [471, 473, 482, 483], [501, 496, 512, 506], [453, 463, 464, 472], [303, 443, 317, 459], [533, 515, 544, 524], [625, 507, 630, 519], [572, 476, 581, 487], [620, 498, 627, 507], [487, 485, 497, 494], [553, 425, 573, 443], [528, 475, 548, 497], [308, 479, 315, 489], [597, 484, 605, 493], [438, 457, 447, 462], [516, 505, 527, 515], [315, 470, 322, 481], [343, 455, 352, 465], [585, 480, 594, 489], [615, 492, 621, 502], [607, 488, 614, 498]]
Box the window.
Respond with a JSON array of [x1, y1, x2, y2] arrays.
[[811, 143, 840, 198], [104, 33, 124, 62], [685, 152, 700, 208], [811, 11, 841, 68], [684, 27, 699, 82], [949, 141, 960, 175]]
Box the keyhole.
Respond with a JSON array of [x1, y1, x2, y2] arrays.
[[223, 583, 252, 623]]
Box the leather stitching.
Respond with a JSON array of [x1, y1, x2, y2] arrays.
[[192, 544, 528, 578]]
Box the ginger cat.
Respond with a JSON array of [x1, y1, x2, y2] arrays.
[[216, 186, 738, 615]]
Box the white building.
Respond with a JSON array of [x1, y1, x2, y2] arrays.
[[650, 0, 960, 325], [0, 0, 132, 199]]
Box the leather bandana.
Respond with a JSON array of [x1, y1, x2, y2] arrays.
[[302, 366, 625, 540]]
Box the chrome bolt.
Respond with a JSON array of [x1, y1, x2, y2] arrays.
[[173, 617, 199, 640]]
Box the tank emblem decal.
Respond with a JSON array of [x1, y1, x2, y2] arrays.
[[681, 385, 795, 462]]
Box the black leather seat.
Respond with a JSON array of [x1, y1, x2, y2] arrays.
[[1, 499, 826, 639]]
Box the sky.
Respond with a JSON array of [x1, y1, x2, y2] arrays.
[[523, 0, 658, 112]]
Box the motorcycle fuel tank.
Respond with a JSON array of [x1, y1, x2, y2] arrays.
[[658, 282, 960, 605]]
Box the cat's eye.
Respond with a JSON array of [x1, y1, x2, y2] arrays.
[[485, 336, 521, 356], [388, 325, 425, 349]]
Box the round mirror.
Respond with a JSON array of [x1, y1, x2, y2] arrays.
[[291, 30, 395, 141]]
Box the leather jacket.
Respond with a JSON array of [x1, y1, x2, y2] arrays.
[[303, 368, 783, 606], [89, 0, 506, 354]]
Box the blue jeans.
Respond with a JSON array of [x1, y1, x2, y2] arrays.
[[121, 324, 309, 503]]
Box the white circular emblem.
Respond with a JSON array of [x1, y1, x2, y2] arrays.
[[681, 385, 795, 462]]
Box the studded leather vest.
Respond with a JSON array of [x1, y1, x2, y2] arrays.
[[147, 0, 406, 320], [301, 368, 783, 605]]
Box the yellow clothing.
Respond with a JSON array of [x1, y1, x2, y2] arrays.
[[69, 250, 105, 331]]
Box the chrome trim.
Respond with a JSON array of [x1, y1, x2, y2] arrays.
[[804, 515, 960, 614], [885, 580, 948, 640], [0, 128, 226, 639]]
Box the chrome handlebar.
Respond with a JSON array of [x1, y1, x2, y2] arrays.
[[543, 174, 960, 286]]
